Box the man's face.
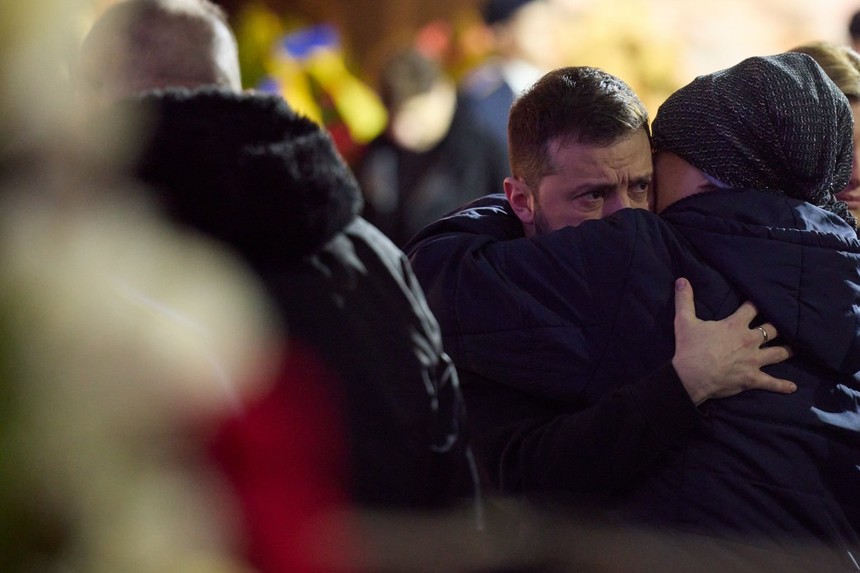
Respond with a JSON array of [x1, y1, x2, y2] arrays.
[[506, 129, 652, 236]]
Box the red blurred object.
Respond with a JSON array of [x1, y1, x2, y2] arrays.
[[210, 340, 358, 573], [415, 20, 454, 61]]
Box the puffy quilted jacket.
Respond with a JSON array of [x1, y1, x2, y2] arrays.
[[406, 191, 860, 557]]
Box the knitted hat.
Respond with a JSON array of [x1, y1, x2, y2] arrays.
[[481, 0, 535, 26], [652, 52, 856, 226]]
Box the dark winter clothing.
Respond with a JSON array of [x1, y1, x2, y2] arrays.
[[355, 94, 508, 247], [405, 191, 860, 562], [110, 88, 474, 510]]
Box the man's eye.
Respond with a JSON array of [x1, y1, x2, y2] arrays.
[[634, 181, 651, 193], [573, 190, 604, 201]]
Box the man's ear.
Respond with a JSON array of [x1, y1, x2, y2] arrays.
[[505, 177, 535, 227]]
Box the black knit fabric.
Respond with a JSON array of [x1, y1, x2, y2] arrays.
[[652, 52, 857, 227], [107, 88, 363, 270]]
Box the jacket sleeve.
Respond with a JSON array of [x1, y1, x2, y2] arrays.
[[463, 363, 699, 496], [407, 201, 702, 496]]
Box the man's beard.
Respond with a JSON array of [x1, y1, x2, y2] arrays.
[[533, 197, 551, 236]]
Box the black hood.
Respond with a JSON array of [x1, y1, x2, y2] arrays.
[[110, 88, 362, 269]]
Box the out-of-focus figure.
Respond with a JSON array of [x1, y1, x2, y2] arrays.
[[354, 47, 508, 246], [0, 0, 278, 571], [849, 9, 860, 54], [460, 0, 561, 163], [77, 1, 478, 570], [790, 40, 860, 223]]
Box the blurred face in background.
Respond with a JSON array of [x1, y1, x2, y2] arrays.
[[496, 1, 562, 70], [388, 80, 456, 153], [835, 100, 860, 219]]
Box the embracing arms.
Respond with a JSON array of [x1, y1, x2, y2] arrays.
[[466, 278, 795, 494]]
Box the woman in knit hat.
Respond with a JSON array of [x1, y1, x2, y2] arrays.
[[651, 52, 856, 228]]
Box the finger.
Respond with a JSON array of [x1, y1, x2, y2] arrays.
[[747, 373, 797, 394], [727, 300, 758, 325], [757, 344, 794, 367], [673, 277, 696, 324], [753, 325, 770, 347], [756, 322, 779, 342]]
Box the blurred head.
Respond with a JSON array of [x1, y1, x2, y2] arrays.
[[482, 0, 559, 70], [652, 52, 856, 228], [504, 66, 652, 237], [77, 0, 241, 104], [849, 9, 860, 52], [790, 41, 860, 219], [481, 0, 536, 26], [378, 48, 456, 152], [790, 41, 860, 99]]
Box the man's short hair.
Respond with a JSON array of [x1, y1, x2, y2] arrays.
[[508, 66, 649, 188]]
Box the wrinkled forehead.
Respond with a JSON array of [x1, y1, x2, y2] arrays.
[[545, 128, 652, 173]]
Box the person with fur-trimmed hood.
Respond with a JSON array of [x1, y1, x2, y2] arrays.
[[77, 1, 476, 569]]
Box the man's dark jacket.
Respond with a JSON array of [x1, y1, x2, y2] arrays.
[[107, 88, 473, 509], [405, 192, 860, 557]]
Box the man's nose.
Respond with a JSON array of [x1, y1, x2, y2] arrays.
[[603, 190, 632, 216]]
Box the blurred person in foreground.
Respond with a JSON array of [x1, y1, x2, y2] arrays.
[[354, 47, 508, 246], [77, 0, 477, 570], [791, 40, 860, 223], [0, 0, 277, 571], [406, 54, 860, 568]]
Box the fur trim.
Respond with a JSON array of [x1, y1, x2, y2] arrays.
[[114, 88, 362, 267]]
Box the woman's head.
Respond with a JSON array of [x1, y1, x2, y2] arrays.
[[651, 52, 855, 227]]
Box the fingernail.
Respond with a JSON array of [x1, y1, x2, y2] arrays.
[[676, 278, 687, 290]]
